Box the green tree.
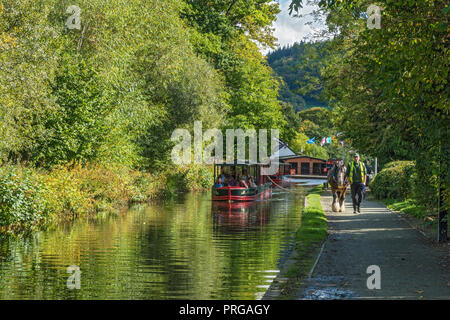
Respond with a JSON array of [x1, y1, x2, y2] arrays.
[[32, 57, 112, 166], [0, 0, 227, 169], [290, 0, 449, 208], [0, 0, 60, 162], [182, 0, 290, 142]]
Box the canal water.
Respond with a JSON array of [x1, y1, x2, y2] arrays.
[[0, 181, 323, 299]]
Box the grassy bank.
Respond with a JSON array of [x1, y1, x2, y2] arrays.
[[295, 186, 328, 247], [265, 184, 327, 299], [0, 163, 212, 232], [382, 198, 429, 220], [379, 198, 443, 238]]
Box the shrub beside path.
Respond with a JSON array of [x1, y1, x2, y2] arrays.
[[296, 191, 450, 299]]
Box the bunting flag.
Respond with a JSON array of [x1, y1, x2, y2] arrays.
[[326, 137, 332, 144], [340, 141, 345, 147], [306, 137, 315, 144], [320, 138, 326, 146]]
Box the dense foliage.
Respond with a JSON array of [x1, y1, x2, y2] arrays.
[[0, 0, 297, 166], [181, 0, 290, 137], [0, 0, 227, 168], [370, 161, 415, 200], [0, 0, 295, 228], [290, 0, 449, 210], [0, 166, 47, 227], [0, 163, 213, 229]]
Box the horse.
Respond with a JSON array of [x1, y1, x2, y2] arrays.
[[327, 160, 349, 212]]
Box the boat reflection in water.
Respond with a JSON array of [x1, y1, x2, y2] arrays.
[[211, 200, 271, 233]]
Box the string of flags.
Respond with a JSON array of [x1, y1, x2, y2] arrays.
[[306, 136, 345, 147]]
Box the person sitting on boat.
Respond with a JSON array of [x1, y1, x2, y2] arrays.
[[215, 177, 224, 188], [219, 168, 226, 184], [226, 176, 236, 186], [248, 177, 257, 188], [242, 169, 250, 182], [239, 176, 248, 188], [230, 167, 236, 177]]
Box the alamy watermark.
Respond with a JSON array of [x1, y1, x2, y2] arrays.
[[171, 121, 279, 175], [67, 265, 81, 290], [66, 5, 81, 30], [367, 4, 382, 30], [366, 265, 381, 289]]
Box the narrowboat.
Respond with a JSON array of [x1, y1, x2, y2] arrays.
[[212, 161, 272, 202]]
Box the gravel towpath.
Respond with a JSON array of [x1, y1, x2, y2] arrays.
[[297, 191, 450, 300]]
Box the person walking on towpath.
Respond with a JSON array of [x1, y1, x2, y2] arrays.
[[345, 153, 367, 214]]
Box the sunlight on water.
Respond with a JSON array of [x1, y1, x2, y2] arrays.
[[0, 186, 309, 300]]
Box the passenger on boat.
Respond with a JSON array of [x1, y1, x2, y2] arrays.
[[238, 176, 248, 188], [231, 168, 237, 180], [215, 177, 224, 188], [219, 169, 226, 184], [248, 177, 257, 188], [226, 176, 236, 186], [242, 170, 250, 182]]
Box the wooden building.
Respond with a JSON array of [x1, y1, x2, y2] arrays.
[[280, 155, 328, 176]]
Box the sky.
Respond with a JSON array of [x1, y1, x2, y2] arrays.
[[263, 0, 327, 54]]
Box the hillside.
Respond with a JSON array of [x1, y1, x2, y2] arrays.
[[267, 41, 328, 112]]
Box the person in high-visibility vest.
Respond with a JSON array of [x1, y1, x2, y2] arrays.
[[345, 153, 367, 213]]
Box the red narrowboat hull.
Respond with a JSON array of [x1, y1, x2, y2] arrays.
[[212, 184, 272, 202]]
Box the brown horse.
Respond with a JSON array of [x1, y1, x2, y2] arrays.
[[327, 160, 349, 212]]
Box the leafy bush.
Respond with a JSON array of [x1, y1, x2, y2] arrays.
[[42, 163, 163, 216], [42, 164, 106, 219], [410, 159, 441, 211], [0, 162, 214, 228], [197, 166, 213, 189], [0, 166, 47, 227], [370, 161, 415, 200], [166, 165, 213, 194]]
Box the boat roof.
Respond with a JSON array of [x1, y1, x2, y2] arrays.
[[214, 160, 269, 166], [279, 155, 327, 162]]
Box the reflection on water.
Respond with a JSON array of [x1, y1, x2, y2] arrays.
[[283, 178, 327, 186], [0, 186, 307, 300]]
